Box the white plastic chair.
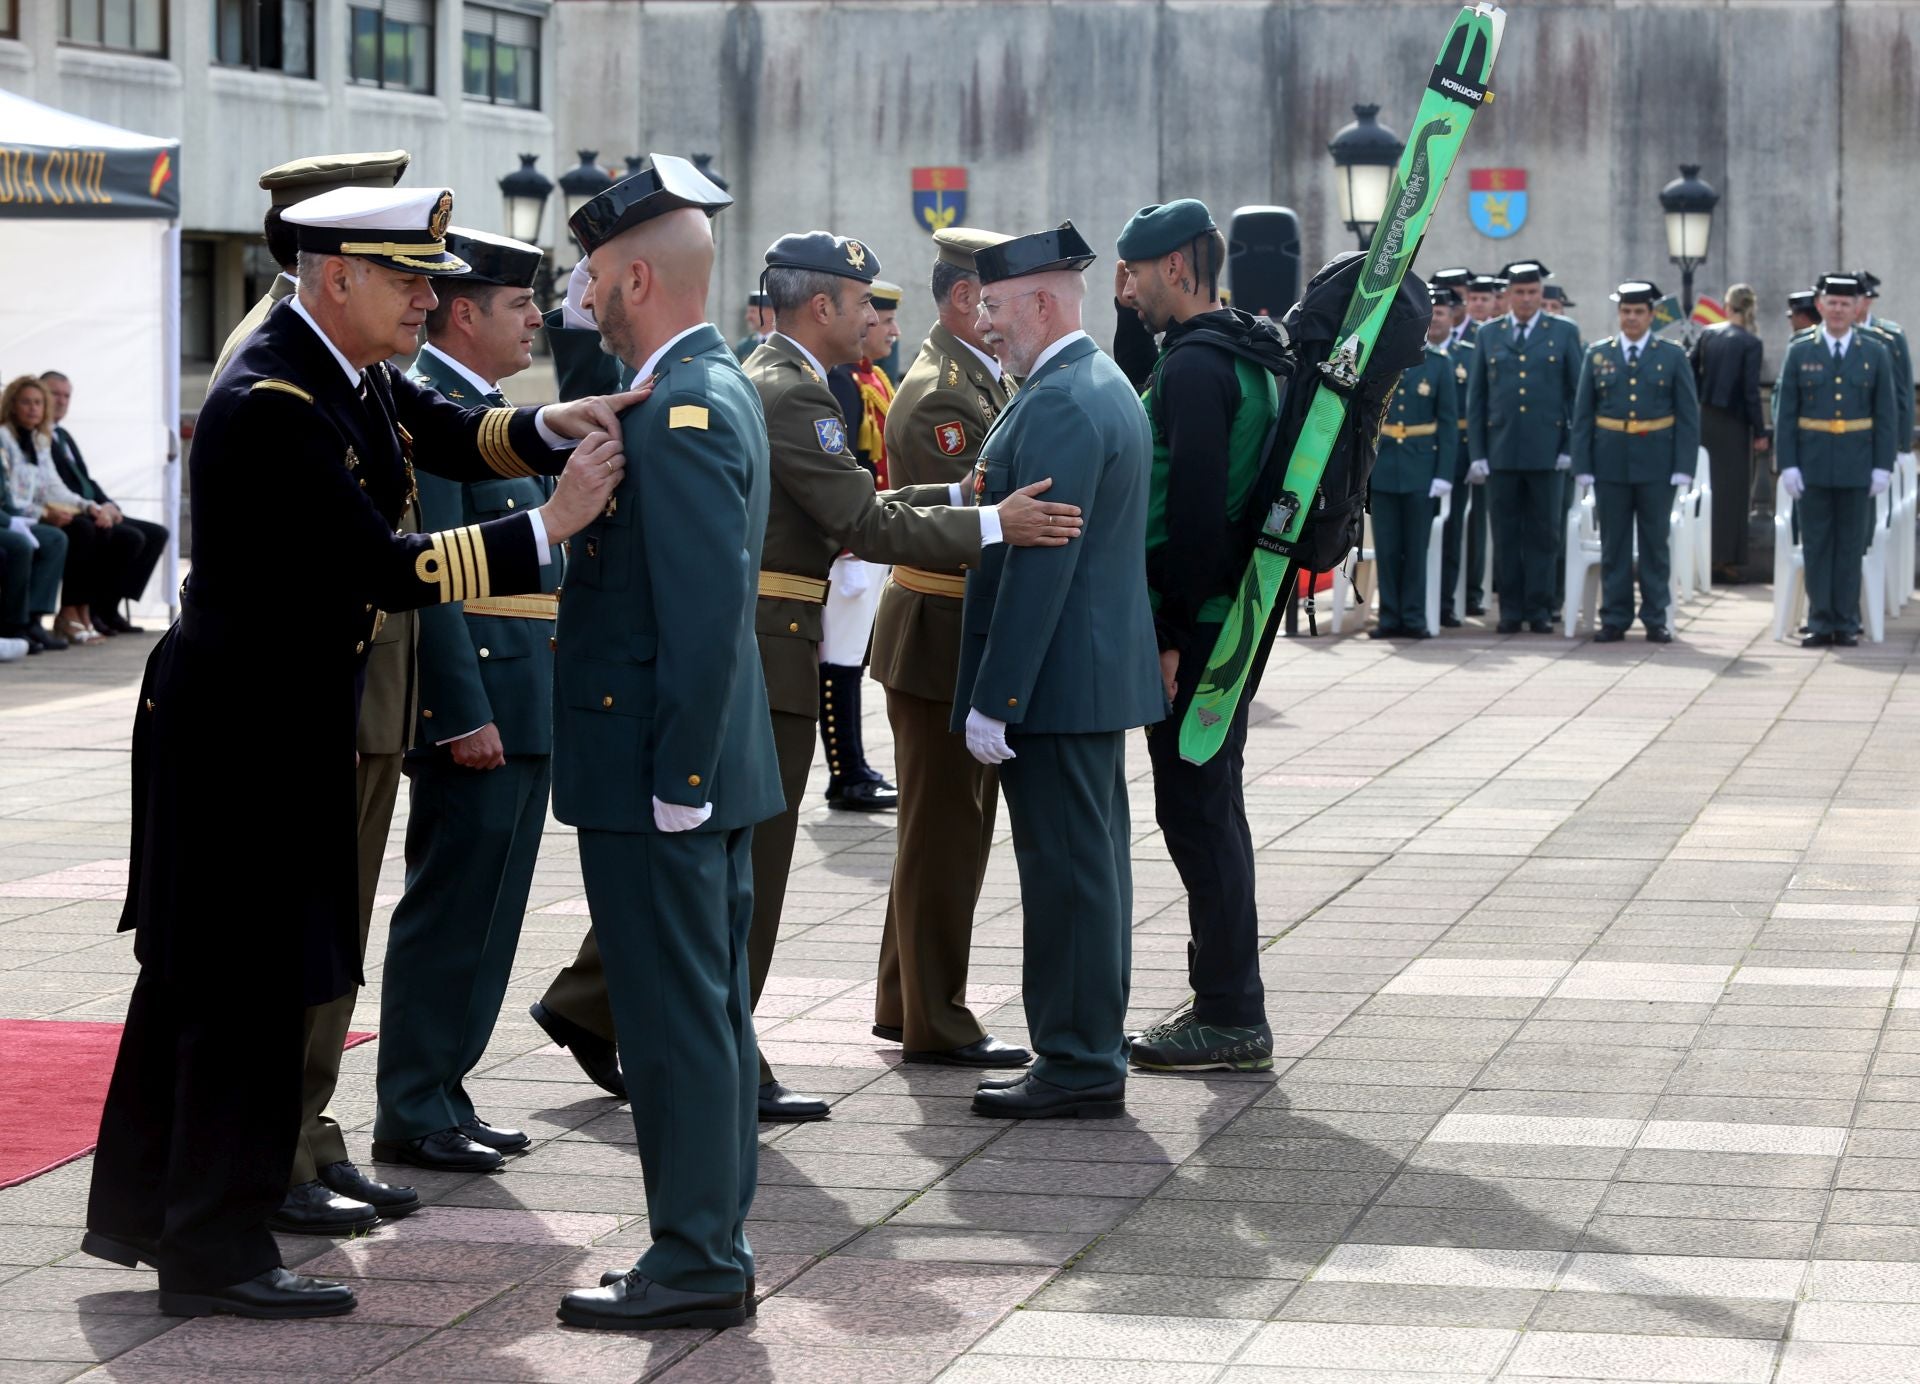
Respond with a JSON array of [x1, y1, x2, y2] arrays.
[[1772, 479, 1890, 643], [1424, 488, 1452, 636], [1691, 446, 1713, 592], [1452, 484, 1493, 621], [1668, 483, 1695, 606], [1328, 513, 1375, 634], [1887, 451, 1916, 615], [1562, 481, 1603, 636]]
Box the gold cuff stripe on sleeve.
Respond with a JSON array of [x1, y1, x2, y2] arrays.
[[450, 523, 477, 603], [757, 571, 829, 603], [1595, 415, 1676, 435], [465, 523, 490, 600], [415, 531, 454, 602], [890, 566, 969, 599], [1796, 417, 1875, 434], [480, 408, 536, 479]]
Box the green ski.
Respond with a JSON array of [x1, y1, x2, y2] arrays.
[[1179, 2, 1505, 765]]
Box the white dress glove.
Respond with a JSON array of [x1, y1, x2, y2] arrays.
[[652, 797, 713, 832], [1575, 474, 1595, 489], [562, 259, 597, 331], [1670, 473, 1692, 490], [1780, 467, 1805, 500], [964, 709, 1015, 765], [1870, 469, 1893, 497], [1555, 453, 1573, 471], [1467, 459, 1490, 484], [7, 515, 37, 548], [829, 552, 872, 599], [1428, 478, 1453, 499]]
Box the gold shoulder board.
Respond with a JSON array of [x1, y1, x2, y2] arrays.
[[251, 379, 314, 404]]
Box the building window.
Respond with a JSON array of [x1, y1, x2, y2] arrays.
[[348, 0, 431, 93], [180, 237, 217, 363], [463, 5, 538, 109], [62, 0, 168, 55], [2, 0, 17, 40], [214, 0, 312, 75]]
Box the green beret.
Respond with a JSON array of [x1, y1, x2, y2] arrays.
[[258, 150, 409, 208], [1115, 198, 1216, 262]]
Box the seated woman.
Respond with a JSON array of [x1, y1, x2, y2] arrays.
[[1, 375, 143, 646], [43, 371, 169, 634], [0, 385, 72, 653]]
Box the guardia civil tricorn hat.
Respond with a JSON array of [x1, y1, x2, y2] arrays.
[[569, 153, 732, 257], [443, 227, 544, 290], [973, 221, 1097, 285]]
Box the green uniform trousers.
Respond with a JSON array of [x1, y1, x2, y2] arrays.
[[998, 730, 1133, 1090], [1596, 480, 1676, 633], [291, 749, 401, 1185], [0, 522, 67, 623], [373, 755, 551, 1141], [1800, 483, 1872, 637], [1372, 491, 1437, 632], [1489, 470, 1562, 625], [579, 825, 758, 1295], [874, 687, 998, 1052], [541, 710, 817, 1087]]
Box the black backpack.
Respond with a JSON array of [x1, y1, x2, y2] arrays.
[[1265, 251, 1433, 573]]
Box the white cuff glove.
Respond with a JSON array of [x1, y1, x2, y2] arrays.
[[1670, 473, 1692, 490], [1555, 453, 1573, 471], [1467, 460, 1490, 484], [1781, 467, 1805, 500], [1870, 469, 1893, 497], [562, 259, 597, 331], [1900, 451, 1916, 469], [964, 709, 1015, 765], [652, 796, 713, 832], [1575, 474, 1595, 489], [1428, 478, 1453, 499], [7, 515, 37, 548], [829, 553, 872, 599]]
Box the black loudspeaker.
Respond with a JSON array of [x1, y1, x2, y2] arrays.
[[1228, 205, 1302, 319]]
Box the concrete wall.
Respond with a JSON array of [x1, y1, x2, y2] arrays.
[[553, 0, 1916, 364]]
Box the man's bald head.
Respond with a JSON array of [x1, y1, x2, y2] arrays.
[[586, 207, 716, 369]]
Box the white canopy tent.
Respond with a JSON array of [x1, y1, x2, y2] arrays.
[[0, 89, 182, 617]]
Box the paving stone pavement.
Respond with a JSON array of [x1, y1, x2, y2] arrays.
[[4, 585, 1920, 1382]]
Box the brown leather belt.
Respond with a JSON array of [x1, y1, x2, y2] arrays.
[[1379, 422, 1439, 441], [890, 566, 968, 599], [462, 594, 558, 620], [758, 571, 828, 603], [1596, 415, 1676, 434], [1797, 417, 1875, 435]]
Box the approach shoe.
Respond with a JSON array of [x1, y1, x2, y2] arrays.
[[1128, 1011, 1274, 1072]]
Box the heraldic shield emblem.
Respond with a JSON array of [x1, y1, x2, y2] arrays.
[[1469, 168, 1527, 239], [913, 167, 968, 233]]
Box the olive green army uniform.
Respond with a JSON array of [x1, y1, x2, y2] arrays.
[[870, 324, 1017, 1052]]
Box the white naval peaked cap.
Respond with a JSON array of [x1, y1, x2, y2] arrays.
[[281, 185, 467, 275]]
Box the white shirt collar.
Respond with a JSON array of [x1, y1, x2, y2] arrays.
[[1030, 329, 1089, 377], [634, 324, 710, 387], [1510, 311, 1541, 333], [956, 334, 1004, 382], [419, 341, 501, 399], [1822, 326, 1854, 352], [1619, 330, 1650, 353], [287, 294, 364, 387], [771, 331, 831, 383]]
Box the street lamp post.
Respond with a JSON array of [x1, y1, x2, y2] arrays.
[[1328, 103, 1404, 251], [498, 152, 557, 306], [558, 150, 616, 249], [1659, 163, 1719, 338]]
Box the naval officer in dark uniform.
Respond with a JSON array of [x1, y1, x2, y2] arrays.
[[82, 186, 637, 1321], [959, 223, 1164, 1120], [372, 227, 561, 1173], [546, 155, 781, 1333]]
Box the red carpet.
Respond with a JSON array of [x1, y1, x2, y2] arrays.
[[0, 1019, 375, 1189]]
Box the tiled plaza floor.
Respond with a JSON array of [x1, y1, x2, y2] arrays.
[[5, 584, 1920, 1382]]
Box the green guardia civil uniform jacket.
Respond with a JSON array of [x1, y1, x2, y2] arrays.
[[1372, 345, 1459, 494], [1466, 313, 1584, 470], [1773, 330, 1898, 487], [1570, 334, 1702, 485]]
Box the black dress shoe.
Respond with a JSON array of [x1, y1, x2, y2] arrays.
[[266, 1181, 380, 1236], [101, 610, 140, 634], [596, 1267, 757, 1312], [975, 1073, 1029, 1090], [158, 1267, 356, 1320], [971, 1073, 1126, 1120], [559, 1270, 747, 1331], [1440, 612, 1462, 627], [529, 1000, 626, 1099], [826, 777, 899, 811], [81, 1229, 164, 1269], [1594, 626, 1626, 643], [1834, 632, 1860, 647], [319, 1160, 419, 1217], [758, 1081, 829, 1122], [1527, 619, 1554, 634], [904, 1035, 1034, 1068], [1801, 632, 1834, 648], [371, 1128, 504, 1173], [871, 1023, 903, 1043], [458, 1118, 531, 1153], [26, 622, 66, 652], [1496, 620, 1522, 634], [1405, 628, 1431, 640], [1645, 626, 1674, 644], [1466, 602, 1487, 616]]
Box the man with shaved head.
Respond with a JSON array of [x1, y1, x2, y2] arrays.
[[543, 157, 785, 1332], [957, 223, 1165, 1121]]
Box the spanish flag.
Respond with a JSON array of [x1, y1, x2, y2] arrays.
[[1691, 294, 1727, 327]]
